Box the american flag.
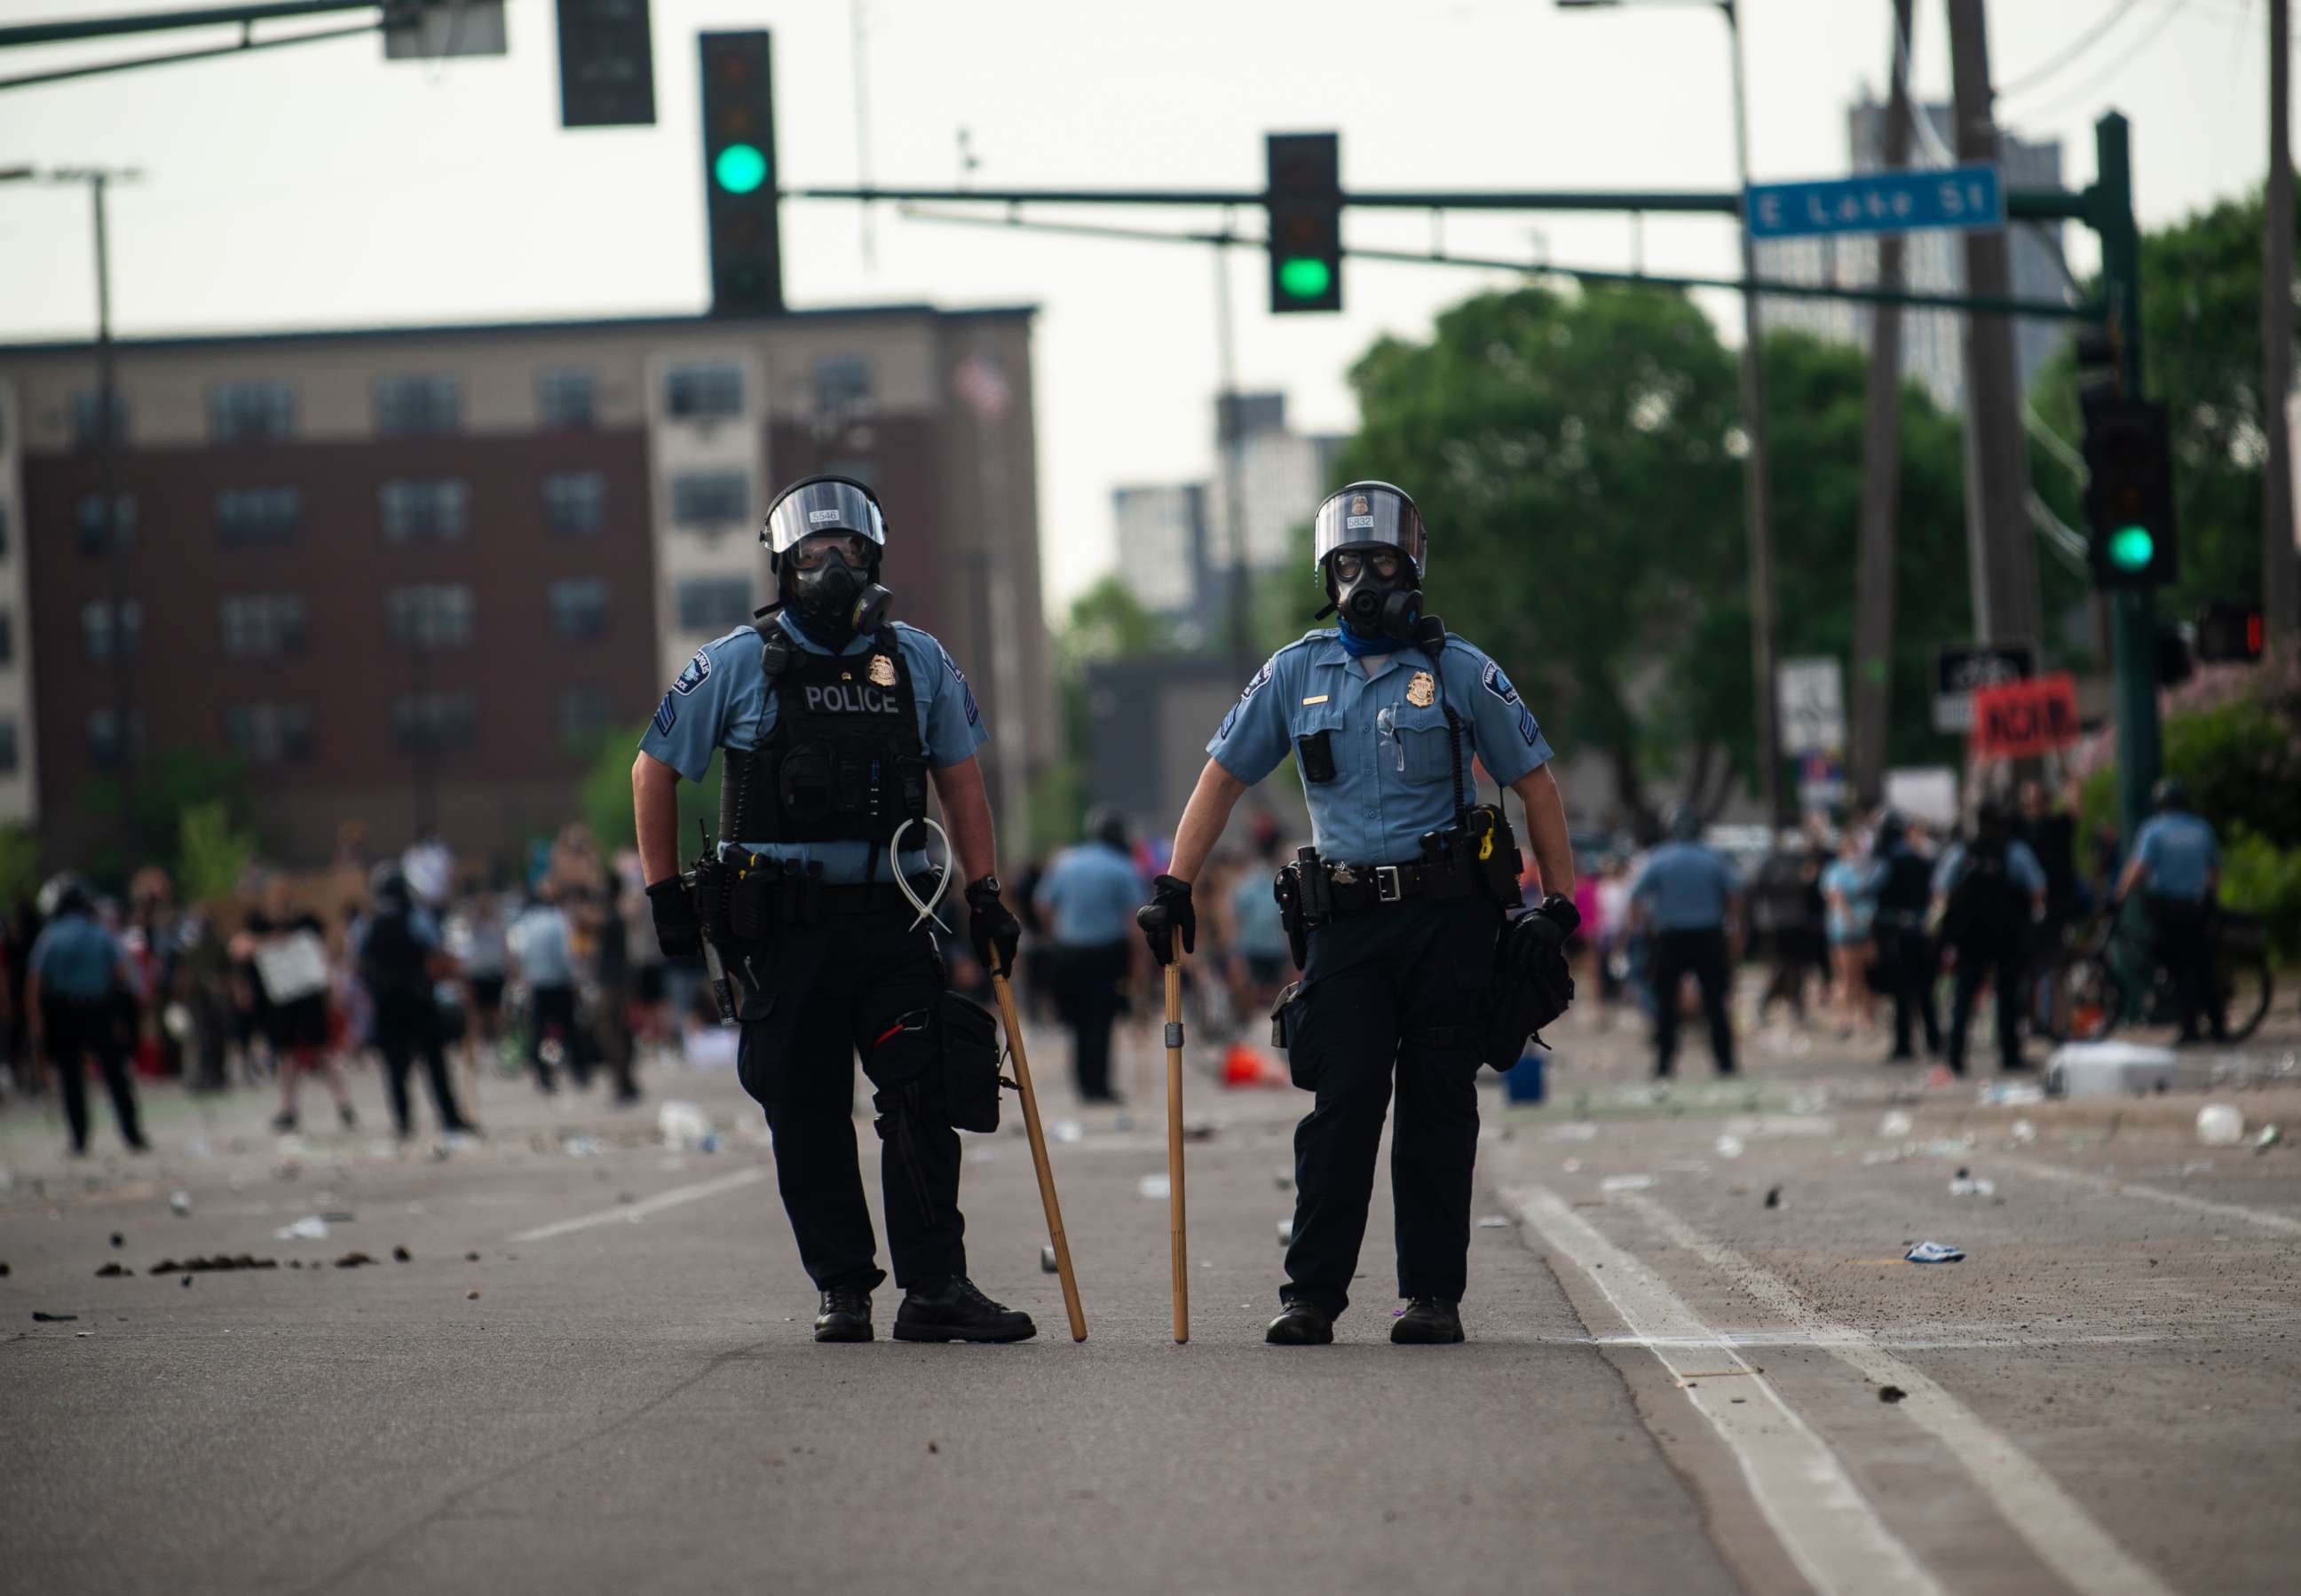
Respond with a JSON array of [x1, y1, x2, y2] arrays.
[[951, 352, 1011, 421]]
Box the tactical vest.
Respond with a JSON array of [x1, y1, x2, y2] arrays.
[[719, 625, 931, 846]]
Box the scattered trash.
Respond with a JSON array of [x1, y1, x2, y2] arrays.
[[1878, 1110, 1914, 1138], [94, 1262, 129, 1277], [1878, 1386, 1908, 1404], [465, 1252, 480, 1261], [391, 1245, 412, 1263], [1562, 1158, 1583, 1174], [1859, 1150, 1902, 1166], [1182, 1121, 1218, 1143], [1948, 1171, 1997, 1198], [2045, 1040, 2177, 1099], [1763, 1187, 1783, 1209], [2011, 1119, 2036, 1146], [335, 1252, 377, 1268], [1040, 1245, 1058, 1273], [1476, 1215, 1510, 1229], [2255, 1124, 2281, 1152], [1273, 1170, 1293, 1191], [1277, 1220, 1293, 1246], [274, 1216, 330, 1242], [927, 1441, 939, 1455], [31, 1312, 75, 1323], [168, 1190, 193, 1217], [0, 1263, 9, 1277], [108, 1232, 123, 1248], [1976, 1081, 2045, 1106], [1601, 1174, 1656, 1193], [1904, 1241, 1965, 1264], [1136, 1174, 1171, 1201], [2195, 1102, 2246, 1147], [151, 1255, 277, 1274], [1713, 1134, 1745, 1160], [657, 1100, 714, 1150], [561, 1134, 600, 1158], [180, 1276, 191, 1289], [467, 1290, 480, 1300], [1547, 1122, 1600, 1142], [1050, 1120, 1084, 1145]]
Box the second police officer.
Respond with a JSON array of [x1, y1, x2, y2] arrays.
[[631, 475, 1035, 1346], [1135, 482, 1577, 1347]]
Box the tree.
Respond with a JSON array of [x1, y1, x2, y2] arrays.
[[76, 747, 254, 889], [579, 729, 717, 864]]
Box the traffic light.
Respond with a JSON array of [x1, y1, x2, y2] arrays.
[[2194, 599, 2265, 664], [2081, 396, 2176, 588], [1266, 132, 1341, 314], [556, 0, 655, 128], [700, 31, 783, 317]]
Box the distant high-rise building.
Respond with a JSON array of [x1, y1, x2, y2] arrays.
[[1755, 95, 2069, 411], [1112, 483, 1210, 618]]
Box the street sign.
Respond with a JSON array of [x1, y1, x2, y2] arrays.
[[1746, 163, 2004, 242], [1970, 674, 2081, 761], [1932, 644, 2033, 734], [1775, 657, 1844, 755]]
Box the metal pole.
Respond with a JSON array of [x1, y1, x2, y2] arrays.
[[1851, 0, 1915, 809], [1213, 242, 1253, 677], [2265, 0, 2299, 644], [92, 172, 137, 858], [1721, 1, 1783, 823], [2095, 114, 2160, 846]]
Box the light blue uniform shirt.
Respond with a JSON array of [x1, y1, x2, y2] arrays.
[[1630, 842, 1740, 932], [512, 905, 576, 988], [1932, 840, 2047, 899], [1206, 630, 1554, 867], [2131, 810, 2219, 902], [1821, 857, 1883, 942], [1036, 842, 1148, 948], [637, 613, 988, 885], [30, 913, 126, 1002]]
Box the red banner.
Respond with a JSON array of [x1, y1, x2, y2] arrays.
[[1970, 673, 2080, 760]]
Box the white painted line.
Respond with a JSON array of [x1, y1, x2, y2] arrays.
[[1510, 1186, 1946, 1596], [2012, 1155, 2301, 1236], [1619, 1192, 2178, 1596], [510, 1167, 768, 1243]]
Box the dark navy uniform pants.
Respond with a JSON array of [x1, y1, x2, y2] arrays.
[[1278, 896, 1496, 1318], [735, 905, 964, 1294], [1650, 927, 1736, 1077]]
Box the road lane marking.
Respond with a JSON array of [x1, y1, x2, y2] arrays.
[[510, 1167, 768, 1243], [1510, 1186, 1946, 1596], [2012, 1155, 2301, 1236], [1618, 1191, 2178, 1596]]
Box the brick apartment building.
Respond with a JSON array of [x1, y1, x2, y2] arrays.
[[0, 304, 1051, 867]]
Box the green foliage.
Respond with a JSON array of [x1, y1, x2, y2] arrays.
[[0, 824, 43, 909], [2160, 697, 2301, 849], [76, 747, 254, 889], [177, 801, 256, 905], [2221, 826, 2301, 964], [581, 728, 718, 861]]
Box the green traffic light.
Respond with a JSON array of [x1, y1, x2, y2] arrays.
[[1277, 256, 1332, 300], [2107, 524, 2155, 571], [714, 143, 768, 195]]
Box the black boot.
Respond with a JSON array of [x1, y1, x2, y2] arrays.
[[812, 1287, 874, 1343], [1265, 1300, 1335, 1346], [1391, 1298, 1465, 1345], [893, 1276, 1035, 1343]]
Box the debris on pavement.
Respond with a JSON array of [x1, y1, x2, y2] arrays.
[[560, 1134, 600, 1158], [657, 1100, 715, 1150], [1273, 1170, 1293, 1191], [1050, 1120, 1084, 1144], [1136, 1174, 1170, 1201], [1904, 1242, 1965, 1264], [94, 1262, 129, 1277], [168, 1190, 193, 1216], [1182, 1121, 1218, 1142], [109, 1232, 123, 1248], [1949, 1169, 1997, 1198], [1763, 1187, 1783, 1209], [1713, 1134, 1745, 1159], [1277, 1220, 1293, 1246], [1476, 1216, 1510, 1229], [1040, 1245, 1058, 1273], [2255, 1125, 2281, 1152], [467, 1290, 480, 1300], [2011, 1119, 2037, 1145], [1601, 1174, 1656, 1193], [391, 1245, 412, 1262], [1878, 1386, 1908, 1403], [465, 1252, 480, 1261], [31, 1311, 76, 1322], [150, 1255, 276, 1273], [1976, 1080, 2044, 1106], [335, 1252, 377, 1268], [0, 1263, 10, 1276], [1877, 1110, 1914, 1138], [2196, 1102, 2246, 1147], [180, 1277, 191, 1288], [274, 1216, 329, 1242]]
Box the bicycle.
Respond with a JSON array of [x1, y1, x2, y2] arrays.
[[2047, 905, 2273, 1044]]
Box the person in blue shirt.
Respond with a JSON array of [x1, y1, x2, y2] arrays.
[[1932, 801, 2049, 1075], [1821, 831, 1883, 1034], [1135, 481, 1577, 1348], [510, 887, 584, 1094], [631, 475, 1033, 1347], [26, 875, 147, 1155], [2115, 778, 2226, 1042], [1229, 826, 1295, 1016], [1034, 809, 1149, 1103], [1627, 809, 1745, 1079]]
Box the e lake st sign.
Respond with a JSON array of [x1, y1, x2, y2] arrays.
[[1747, 163, 2004, 242]]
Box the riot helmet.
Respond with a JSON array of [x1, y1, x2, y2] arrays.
[[762, 475, 894, 642], [1312, 481, 1428, 644]]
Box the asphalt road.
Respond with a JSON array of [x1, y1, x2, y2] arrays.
[[4, 990, 2298, 1595]]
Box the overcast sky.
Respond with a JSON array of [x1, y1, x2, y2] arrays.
[[0, 0, 2280, 615]]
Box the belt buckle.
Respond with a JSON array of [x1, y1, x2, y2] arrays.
[[1375, 865, 1404, 904]]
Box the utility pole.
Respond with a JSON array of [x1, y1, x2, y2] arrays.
[[1851, 0, 1917, 808], [2265, 0, 2300, 645], [1947, 0, 2042, 659]]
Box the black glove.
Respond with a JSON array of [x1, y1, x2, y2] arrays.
[[1506, 894, 1579, 1027], [1135, 874, 1196, 965], [647, 877, 702, 960], [965, 876, 1021, 976]]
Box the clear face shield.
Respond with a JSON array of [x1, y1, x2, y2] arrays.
[[1313, 483, 1428, 643], [762, 478, 894, 638]]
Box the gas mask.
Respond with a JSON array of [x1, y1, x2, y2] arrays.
[[787, 549, 893, 643], [1329, 548, 1424, 644]]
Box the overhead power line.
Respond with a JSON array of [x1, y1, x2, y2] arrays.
[[1997, 0, 2147, 96], [2020, 0, 2195, 118]]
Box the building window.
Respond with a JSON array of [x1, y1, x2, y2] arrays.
[[391, 691, 478, 753], [818, 456, 879, 491], [220, 593, 307, 658], [543, 471, 605, 535], [548, 577, 609, 640], [676, 575, 753, 632], [71, 391, 128, 450], [812, 354, 874, 418], [670, 470, 747, 529], [537, 366, 597, 430], [379, 478, 469, 541], [75, 493, 136, 556], [0, 719, 16, 775], [82, 599, 143, 662], [666, 362, 743, 419], [373, 373, 462, 436], [216, 486, 304, 546], [558, 684, 612, 746], [208, 382, 296, 443], [385, 584, 475, 649], [224, 701, 313, 765], [85, 707, 144, 768]]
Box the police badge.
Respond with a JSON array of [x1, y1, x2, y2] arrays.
[[868, 654, 897, 688], [1406, 670, 1436, 707]]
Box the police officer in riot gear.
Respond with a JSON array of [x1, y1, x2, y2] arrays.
[[633, 474, 1033, 1345], [1136, 482, 1577, 1347]]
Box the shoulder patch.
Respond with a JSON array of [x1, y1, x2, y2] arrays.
[[652, 692, 677, 735], [1480, 660, 1519, 706], [673, 649, 712, 696], [1516, 704, 1539, 746], [1240, 658, 1274, 703]]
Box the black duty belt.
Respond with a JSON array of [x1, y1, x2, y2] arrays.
[[1311, 854, 1484, 918]]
